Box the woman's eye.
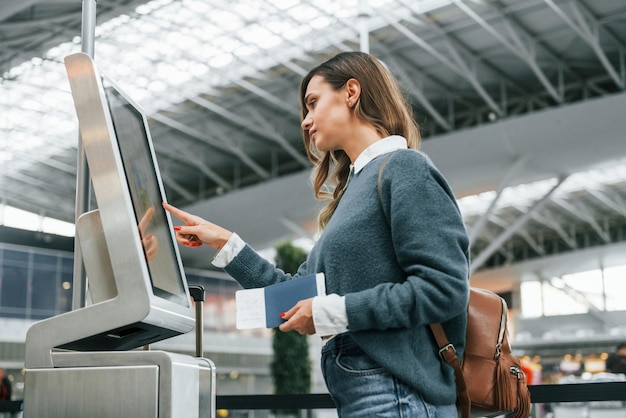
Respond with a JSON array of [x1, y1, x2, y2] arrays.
[[308, 99, 316, 108]]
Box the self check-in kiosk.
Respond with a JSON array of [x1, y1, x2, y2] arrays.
[[23, 52, 215, 418]]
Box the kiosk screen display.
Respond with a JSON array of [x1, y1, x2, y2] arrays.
[[103, 82, 187, 306]]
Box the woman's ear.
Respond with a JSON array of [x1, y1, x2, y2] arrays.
[[345, 78, 361, 108]]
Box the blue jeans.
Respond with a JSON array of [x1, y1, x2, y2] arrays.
[[321, 333, 458, 418]]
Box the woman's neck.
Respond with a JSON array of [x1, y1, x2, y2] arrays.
[[343, 123, 383, 163]]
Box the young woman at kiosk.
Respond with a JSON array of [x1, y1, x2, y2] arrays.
[[164, 51, 470, 418]]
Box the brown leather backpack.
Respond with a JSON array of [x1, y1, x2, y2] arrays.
[[432, 288, 531, 418]]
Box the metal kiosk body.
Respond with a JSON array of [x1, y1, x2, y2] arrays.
[[24, 350, 215, 418], [22, 52, 216, 418]]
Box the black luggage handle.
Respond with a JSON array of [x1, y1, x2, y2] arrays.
[[188, 285, 205, 358]]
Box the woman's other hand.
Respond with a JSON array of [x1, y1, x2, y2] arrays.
[[278, 298, 316, 335]]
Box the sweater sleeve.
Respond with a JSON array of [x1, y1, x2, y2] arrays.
[[345, 150, 470, 331]]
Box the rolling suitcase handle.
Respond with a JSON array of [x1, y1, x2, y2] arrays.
[[189, 285, 216, 418], [188, 285, 205, 358]]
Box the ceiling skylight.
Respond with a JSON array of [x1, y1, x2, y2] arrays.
[[1, 0, 443, 196], [457, 159, 626, 218]]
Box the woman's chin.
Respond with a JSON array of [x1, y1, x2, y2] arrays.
[[312, 138, 332, 152]]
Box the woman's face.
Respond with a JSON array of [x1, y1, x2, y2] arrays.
[[301, 75, 352, 152]]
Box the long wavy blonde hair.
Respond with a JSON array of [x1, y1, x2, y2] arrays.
[[299, 51, 421, 230]]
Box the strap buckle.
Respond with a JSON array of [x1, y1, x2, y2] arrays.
[[438, 343, 456, 361]]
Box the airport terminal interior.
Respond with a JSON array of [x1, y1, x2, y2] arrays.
[[1, 0, 626, 417]]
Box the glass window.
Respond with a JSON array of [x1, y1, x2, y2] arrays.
[[0, 246, 76, 319], [562, 269, 604, 311], [521, 266, 626, 317], [520, 281, 542, 318], [542, 279, 588, 316], [604, 265, 626, 311], [1, 263, 28, 318], [4, 249, 29, 265], [58, 265, 74, 314], [31, 254, 59, 319]]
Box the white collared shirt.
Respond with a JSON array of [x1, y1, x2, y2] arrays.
[[352, 135, 407, 174], [212, 135, 408, 337]]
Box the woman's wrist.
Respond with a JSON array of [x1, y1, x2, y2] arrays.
[[213, 230, 233, 250], [211, 232, 245, 268]]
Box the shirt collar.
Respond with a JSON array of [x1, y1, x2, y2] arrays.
[[352, 135, 408, 174]]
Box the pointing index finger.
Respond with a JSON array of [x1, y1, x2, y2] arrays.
[[162, 202, 190, 222]]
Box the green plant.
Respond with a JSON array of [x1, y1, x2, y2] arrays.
[[270, 242, 311, 416]]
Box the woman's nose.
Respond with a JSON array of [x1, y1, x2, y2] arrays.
[[301, 114, 312, 130]]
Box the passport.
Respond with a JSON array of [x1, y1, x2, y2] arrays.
[[235, 273, 326, 329]]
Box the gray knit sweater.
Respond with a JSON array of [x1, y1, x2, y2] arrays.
[[225, 149, 470, 405]]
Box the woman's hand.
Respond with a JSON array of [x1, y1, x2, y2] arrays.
[[278, 298, 316, 335], [163, 202, 233, 250]]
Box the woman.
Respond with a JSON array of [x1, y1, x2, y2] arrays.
[[164, 51, 470, 417]]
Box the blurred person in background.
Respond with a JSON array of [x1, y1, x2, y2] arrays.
[[606, 342, 626, 374], [0, 369, 11, 401]]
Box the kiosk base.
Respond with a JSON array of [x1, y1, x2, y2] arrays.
[[23, 350, 215, 418]]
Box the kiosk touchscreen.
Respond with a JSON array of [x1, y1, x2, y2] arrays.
[[24, 52, 195, 368]]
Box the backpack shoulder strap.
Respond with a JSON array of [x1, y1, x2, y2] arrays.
[[377, 154, 391, 202], [431, 324, 470, 418]]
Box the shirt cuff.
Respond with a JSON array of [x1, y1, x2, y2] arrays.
[[211, 232, 245, 268], [312, 294, 349, 337]]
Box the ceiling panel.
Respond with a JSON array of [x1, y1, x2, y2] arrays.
[[0, 0, 625, 278]]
